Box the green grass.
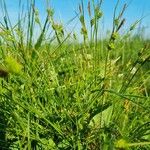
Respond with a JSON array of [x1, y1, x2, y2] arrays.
[[0, 0, 150, 149]]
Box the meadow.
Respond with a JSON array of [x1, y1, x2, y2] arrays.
[[0, 0, 150, 149]]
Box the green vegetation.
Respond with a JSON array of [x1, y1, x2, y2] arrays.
[[0, 0, 150, 149]]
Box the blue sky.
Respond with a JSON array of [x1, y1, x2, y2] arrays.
[[0, 0, 150, 38]]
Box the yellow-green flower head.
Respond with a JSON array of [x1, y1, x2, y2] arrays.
[[108, 42, 115, 50], [112, 32, 119, 40], [5, 56, 22, 74], [115, 139, 128, 149]]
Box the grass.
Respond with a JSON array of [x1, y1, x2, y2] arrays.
[[0, 0, 150, 149]]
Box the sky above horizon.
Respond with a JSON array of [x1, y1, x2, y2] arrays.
[[0, 0, 150, 38]]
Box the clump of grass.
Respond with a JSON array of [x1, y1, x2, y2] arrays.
[[0, 0, 150, 149]]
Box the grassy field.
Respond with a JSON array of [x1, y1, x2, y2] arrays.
[[0, 0, 150, 149]]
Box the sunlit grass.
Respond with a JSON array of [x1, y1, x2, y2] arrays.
[[0, 0, 150, 149]]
